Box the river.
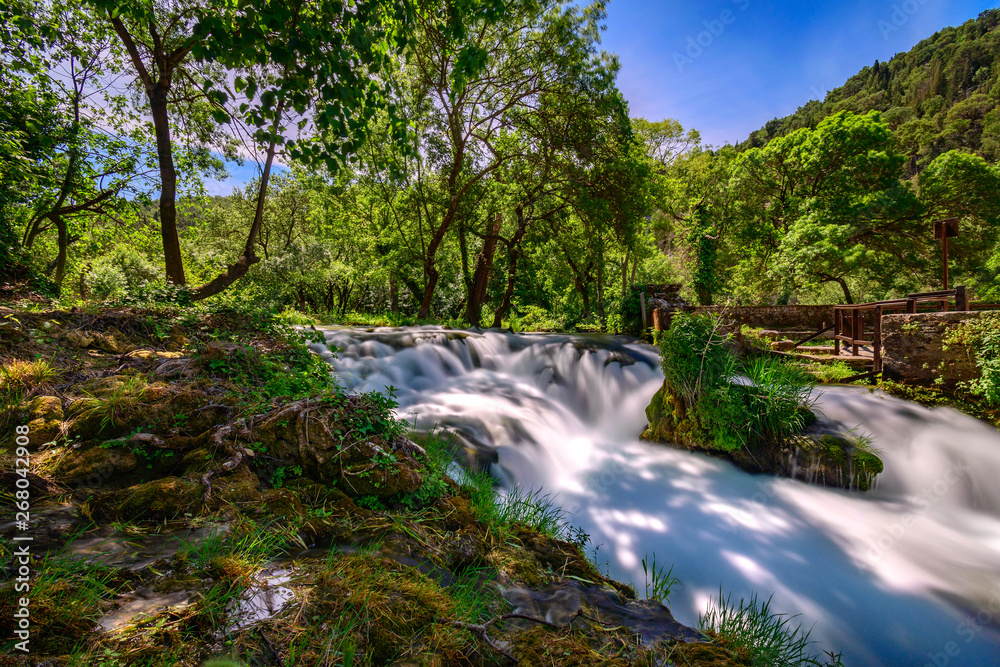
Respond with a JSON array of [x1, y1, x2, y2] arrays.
[[314, 326, 1000, 666]]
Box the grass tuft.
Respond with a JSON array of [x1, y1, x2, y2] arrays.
[[701, 589, 829, 666]]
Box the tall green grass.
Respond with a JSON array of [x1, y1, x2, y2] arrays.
[[659, 313, 817, 453], [462, 469, 571, 540], [701, 590, 843, 666]]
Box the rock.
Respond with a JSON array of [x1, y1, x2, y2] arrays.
[[63, 330, 95, 348], [127, 349, 184, 361], [52, 446, 139, 489], [502, 580, 703, 646], [28, 395, 63, 422], [770, 339, 797, 352], [789, 426, 884, 491], [26, 418, 61, 448], [153, 358, 198, 379], [103, 475, 203, 520]]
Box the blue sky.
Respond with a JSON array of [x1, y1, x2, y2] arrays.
[[204, 0, 998, 194], [601, 0, 1000, 146]]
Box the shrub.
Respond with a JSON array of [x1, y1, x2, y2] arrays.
[[659, 313, 816, 453], [945, 313, 1000, 407]]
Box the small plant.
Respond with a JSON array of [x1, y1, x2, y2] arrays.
[[641, 555, 679, 604], [0, 358, 60, 391], [658, 312, 816, 454], [463, 470, 572, 541], [75, 375, 150, 431], [701, 589, 824, 667], [810, 361, 855, 384]]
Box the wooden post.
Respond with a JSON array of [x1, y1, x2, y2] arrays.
[[853, 309, 862, 356], [906, 298, 916, 314], [934, 217, 959, 291], [943, 233, 949, 290], [873, 305, 882, 374], [834, 310, 841, 356], [956, 285, 969, 312]]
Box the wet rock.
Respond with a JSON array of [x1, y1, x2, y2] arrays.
[[0, 502, 80, 552], [789, 425, 884, 491], [502, 580, 703, 646]]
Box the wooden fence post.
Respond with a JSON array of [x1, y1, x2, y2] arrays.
[[874, 305, 882, 374], [956, 285, 969, 311]]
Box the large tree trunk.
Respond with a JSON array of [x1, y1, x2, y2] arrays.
[[149, 87, 186, 286], [597, 249, 605, 328], [819, 274, 854, 304], [565, 252, 591, 320], [465, 214, 502, 325]]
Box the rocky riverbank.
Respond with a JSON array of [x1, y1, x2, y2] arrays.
[[1, 306, 756, 666]]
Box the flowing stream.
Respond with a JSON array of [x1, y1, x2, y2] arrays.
[[315, 326, 1000, 666]]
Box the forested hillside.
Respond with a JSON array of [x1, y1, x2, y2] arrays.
[[742, 8, 1000, 175]]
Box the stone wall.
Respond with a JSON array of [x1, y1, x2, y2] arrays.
[[881, 311, 991, 384], [691, 305, 835, 330]]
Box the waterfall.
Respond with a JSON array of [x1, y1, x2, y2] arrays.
[[315, 326, 1000, 667]]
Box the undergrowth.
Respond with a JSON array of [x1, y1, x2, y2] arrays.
[[659, 313, 816, 453]]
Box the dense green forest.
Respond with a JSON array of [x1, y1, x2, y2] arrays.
[[2, 2, 999, 327]]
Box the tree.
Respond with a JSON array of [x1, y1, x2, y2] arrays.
[[919, 150, 1000, 293], [398, 0, 620, 319], [731, 111, 922, 303], [87, 0, 500, 299]]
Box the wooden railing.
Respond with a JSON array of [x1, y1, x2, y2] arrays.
[[833, 286, 969, 374]]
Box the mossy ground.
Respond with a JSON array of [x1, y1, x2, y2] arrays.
[[0, 306, 753, 666]]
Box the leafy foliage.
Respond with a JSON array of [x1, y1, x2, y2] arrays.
[[945, 313, 1000, 406], [658, 313, 816, 453]]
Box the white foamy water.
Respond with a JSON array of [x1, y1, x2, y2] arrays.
[[315, 326, 1000, 666]]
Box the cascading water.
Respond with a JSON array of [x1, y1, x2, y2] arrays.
[[314, 326, 1000, 666]]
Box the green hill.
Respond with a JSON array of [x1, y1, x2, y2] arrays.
[[741, 8, 1000, 176]]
